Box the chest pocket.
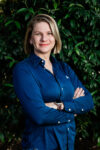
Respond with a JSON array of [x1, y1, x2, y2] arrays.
[[58, 62, 75, 102]]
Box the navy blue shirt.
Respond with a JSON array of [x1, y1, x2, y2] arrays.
[[13, 52, 94, 150]]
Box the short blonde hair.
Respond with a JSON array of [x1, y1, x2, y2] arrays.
[[24, 14, 62, 54]]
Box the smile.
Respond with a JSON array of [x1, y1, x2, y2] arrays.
[[39, 44, 49, 46]]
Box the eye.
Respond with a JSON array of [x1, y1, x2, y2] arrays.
[[35, 33, 41, 35], [48, 32, 53, 35], [33, 32, 41, 36]]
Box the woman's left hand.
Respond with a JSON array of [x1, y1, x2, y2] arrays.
[[73, 87, 85, 99]]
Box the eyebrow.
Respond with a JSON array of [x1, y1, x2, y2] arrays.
[[33, 31, 52, 34], [33, 30, 52, 32]]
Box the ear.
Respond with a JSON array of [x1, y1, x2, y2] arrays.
[[29, 38, 33, 45]]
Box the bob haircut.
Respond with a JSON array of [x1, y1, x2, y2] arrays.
[[24, 14, 62, 54]]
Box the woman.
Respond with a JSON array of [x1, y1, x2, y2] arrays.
[[13, 14, 94, 150]]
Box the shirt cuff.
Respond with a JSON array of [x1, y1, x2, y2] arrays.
[[63, 101, 75, 113]]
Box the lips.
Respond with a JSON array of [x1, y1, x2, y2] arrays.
[[39, 44, 49, 46]]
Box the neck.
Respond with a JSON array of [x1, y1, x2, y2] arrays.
[[34, 51, 51, 63]]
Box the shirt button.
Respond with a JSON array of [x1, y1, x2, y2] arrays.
[[68, 120, 71, 122], [81, 108, 84, 111], [58, 121, 60, 124], [66, 75, 69, 79], [61, 88, 63, 91], [41, 60, 44, 63], [68, 120, 71, 123], [67, 128, 69, 131], [68, 108, 71, 111]]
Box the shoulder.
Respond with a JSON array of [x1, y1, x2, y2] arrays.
[[13, 57, 32, 73], [13, 56, 32, 69]]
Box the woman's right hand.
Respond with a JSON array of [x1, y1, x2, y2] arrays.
[[45, 102, 58, 109], [45, 102, 64, 110]]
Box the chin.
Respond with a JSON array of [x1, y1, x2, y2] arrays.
[[38, 48, 51, 53]]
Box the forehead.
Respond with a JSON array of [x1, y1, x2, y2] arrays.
[[33, 21, 51, 32]]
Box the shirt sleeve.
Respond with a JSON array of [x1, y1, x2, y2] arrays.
[[61, 62, 94, 114], [13, 63, 74, 125]]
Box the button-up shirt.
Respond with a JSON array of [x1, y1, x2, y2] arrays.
[[13, 52, 94, 150]]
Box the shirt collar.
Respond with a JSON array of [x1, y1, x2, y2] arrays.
[[29, 52, 57, 67]]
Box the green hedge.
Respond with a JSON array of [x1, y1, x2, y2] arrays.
[[0, 0, 100, 147]]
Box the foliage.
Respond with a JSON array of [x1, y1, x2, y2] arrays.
[[0, 0, 100, 147]]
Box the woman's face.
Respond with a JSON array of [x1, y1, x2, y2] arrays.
[[30, 21, 55, 55]]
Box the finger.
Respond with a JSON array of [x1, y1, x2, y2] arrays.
[[50, 103, 58, 109], [60, 103, 64, 110], [76, 88, 84, 98], [79, 90, 85, 97], [78, 89, 85, 97], [55, 103, 63, 110], [73, 88, 85, 99], [45, 102, 57, 109], [45, 102, 53, 107], [45, 103, 49, 107], [57, 103, 62, 110], [74, 114, 77, 117], [53, 105, 58, 109], [74, 87, 80, 97], [54, 102, 61, 110]]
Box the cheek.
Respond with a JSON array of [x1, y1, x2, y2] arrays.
[[52, 38, 56, 46], [50, 36, 55, 43], [32, 37, 39, 47]]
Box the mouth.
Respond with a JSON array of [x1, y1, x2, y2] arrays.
[[39, 44, 49, 46]]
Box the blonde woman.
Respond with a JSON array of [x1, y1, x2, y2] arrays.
[[13, 14, 94, 150]]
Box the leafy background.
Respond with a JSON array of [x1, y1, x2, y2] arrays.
[[0, 0, 100, 149]]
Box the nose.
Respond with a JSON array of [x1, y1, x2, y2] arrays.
[[41, 34, 48, 41]]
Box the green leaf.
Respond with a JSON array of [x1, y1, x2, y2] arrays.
[[9, 61, 16, 68], [75, 48, 80, 55], [14, 21, 21, 29], [89, 53, 94, 60], [94, 39, 99, 47], [16, 8, 28, 14], [64, 14, 70, 19], [58, 19, 61, 26], [69, 3, 84, 8], [25, 13, 31, 21], [0, 133, 5, 143], [97, 137, 100, 146], [68, 49, 73, 57], [5, 56, 14, 60], [3, 83, 13, 87], [75, 41, 84, 48], [91, 90, 98, 96], [81, 26, 85, 33], [90, 20, 95, 26], [28, 8, 35, 14], [70, 20, 75, 28], [53, 1, 58, 9], [33, 0, 37, 6], [76, 4, 84, 8], [5, 20, 13, 26], [69, 3, 75, 7]]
